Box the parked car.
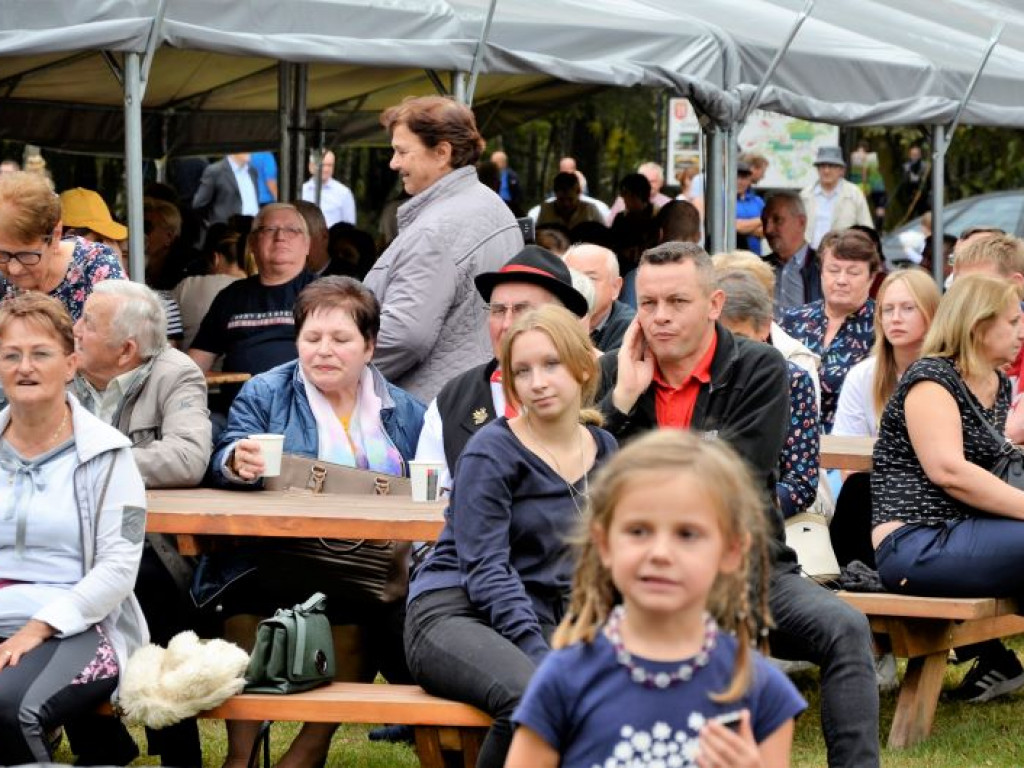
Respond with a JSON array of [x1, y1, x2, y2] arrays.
[[882, 190, 1024, 267]]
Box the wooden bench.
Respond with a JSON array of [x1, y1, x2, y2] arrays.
[[837, 591, 1024, 749], [102, 683, 491, 768]]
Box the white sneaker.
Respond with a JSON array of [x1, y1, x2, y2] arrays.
[[875, 652, 898, 692]]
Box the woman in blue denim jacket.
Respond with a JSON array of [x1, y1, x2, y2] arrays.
[[204, 276, 425, 768]]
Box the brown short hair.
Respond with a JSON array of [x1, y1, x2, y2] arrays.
[[380, 96, 485, 169], [822, 228, 880, 273], [0, 291, 74, 353], [639, 241, 716, 294], [0, 171, 60, 243], [293, 275, 380, 343]]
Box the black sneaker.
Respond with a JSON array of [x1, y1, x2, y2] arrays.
[[949, 650, 1024, 702], [368, 724, 415, 744]]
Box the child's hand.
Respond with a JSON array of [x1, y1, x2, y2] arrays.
[[696, 710, 760, 768]]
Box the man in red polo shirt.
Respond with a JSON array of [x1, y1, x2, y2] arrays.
[[597, 241, 881, 768]]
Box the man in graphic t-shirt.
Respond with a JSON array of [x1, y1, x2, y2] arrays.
[[188, 203, 316, 378]]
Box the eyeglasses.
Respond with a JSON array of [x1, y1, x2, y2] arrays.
[[880, 303, 920, 319], [0, 235, 52, 266], [254, 226, 304, 239], [486, 302, 535, 320], [0, 348, 61, 367]]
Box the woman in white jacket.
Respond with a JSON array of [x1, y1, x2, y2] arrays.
[[0, 292, 147, 764]]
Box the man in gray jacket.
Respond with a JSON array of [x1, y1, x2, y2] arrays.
[[72, 280, 211, 488], [66, 278, 210, 767], [365, 96, 524, 402]]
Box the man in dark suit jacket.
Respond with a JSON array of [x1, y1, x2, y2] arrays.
[[192, 153, 259, 233], [414, 246, 589, 490], [762, 190, 822, 313]]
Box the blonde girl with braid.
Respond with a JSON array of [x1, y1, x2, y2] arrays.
[[506, 431, 805, 768]]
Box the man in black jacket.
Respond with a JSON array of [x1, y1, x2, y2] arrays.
[[598, 241, 879, 768]]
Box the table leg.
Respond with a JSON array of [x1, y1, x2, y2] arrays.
[[888, 650, 947, 748]]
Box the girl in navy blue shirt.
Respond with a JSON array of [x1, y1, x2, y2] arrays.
[[405, 305, 617, 768], [508, 431, 806, 768]]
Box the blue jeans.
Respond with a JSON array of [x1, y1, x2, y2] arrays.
[[405, 588, 551, 768], [876, 518, 1024, 598], [768, 564, 880, 768]]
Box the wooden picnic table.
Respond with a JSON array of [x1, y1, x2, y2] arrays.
[[146, 488, 446, 554], [205, 371, 252, 386], [820, 434, 874, 472]]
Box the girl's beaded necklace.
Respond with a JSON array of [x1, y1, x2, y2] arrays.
[[604, 604, 718, 689]]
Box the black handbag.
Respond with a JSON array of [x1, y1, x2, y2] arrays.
[[948, 362, 1024, 492], [244, 592, 335, 694]]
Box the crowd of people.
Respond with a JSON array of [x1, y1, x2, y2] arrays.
[[1, 98, 1023, 768]]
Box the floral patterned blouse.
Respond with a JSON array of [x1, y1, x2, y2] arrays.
[[778, 361, 820, 518], [0, 237, 123, 322], [780, 298, 876, 433]]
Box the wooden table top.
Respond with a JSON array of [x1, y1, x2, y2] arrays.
[[820, 434, 874, 472], [204, 371, 252, 386], [146, 488, 446, 542]]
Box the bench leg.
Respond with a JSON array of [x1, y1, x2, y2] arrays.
[[460, 728, 483, 768], [888, 651, 946, 748], [414, 726, 446, 768]]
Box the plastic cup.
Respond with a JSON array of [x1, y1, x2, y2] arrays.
[[249, 434, 285, 477], [409, 460, 445, 502]]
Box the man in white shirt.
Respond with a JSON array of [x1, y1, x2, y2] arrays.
[[301, 150, 356, 227], [800, 146, 873, 248]]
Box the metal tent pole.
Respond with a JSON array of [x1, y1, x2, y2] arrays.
[[705, 126, 725, 255], [723, 124, 737, 251], [278, 62, 294, 202], [124, 52, 145, 282], [931, 124, 945, 286], [123, 0, 166, 282]]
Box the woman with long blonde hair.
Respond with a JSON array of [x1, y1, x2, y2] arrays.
[[404, 305, 617, 768], [872, 275, 1024, 702], [829, 269, 941, 571]]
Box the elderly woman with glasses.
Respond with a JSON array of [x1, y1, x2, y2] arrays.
[[0, 293, 147, 765], [0, 173, 124, 322]]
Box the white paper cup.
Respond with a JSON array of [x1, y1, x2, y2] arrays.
[[249, 434, 285, 478], [409, 460, 445, 502]]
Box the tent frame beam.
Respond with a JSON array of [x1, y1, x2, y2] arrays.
[[738, 0, 814, 125], [464, 0, 498, 106], [930, 21, 1003, 285]]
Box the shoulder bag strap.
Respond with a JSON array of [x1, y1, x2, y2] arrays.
[[943, 359, 1010, 447]]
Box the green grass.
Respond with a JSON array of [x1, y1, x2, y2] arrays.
[[55, 639, 1024, 766]]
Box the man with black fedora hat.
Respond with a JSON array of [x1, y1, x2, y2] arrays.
[[415, 244, 589, 491], [800, 145, 872, 249]]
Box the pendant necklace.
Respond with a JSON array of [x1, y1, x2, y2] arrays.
[[524, 413, 589, 516]]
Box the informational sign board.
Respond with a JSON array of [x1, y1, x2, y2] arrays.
[[737, 109, 840, 189], [667, 99, 840, 189], [667, 98, 702, 182]]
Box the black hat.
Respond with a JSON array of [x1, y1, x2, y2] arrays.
[[475, 245, 589, 318]]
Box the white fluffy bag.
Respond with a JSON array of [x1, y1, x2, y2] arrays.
[[117, 631, 250, 728]]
